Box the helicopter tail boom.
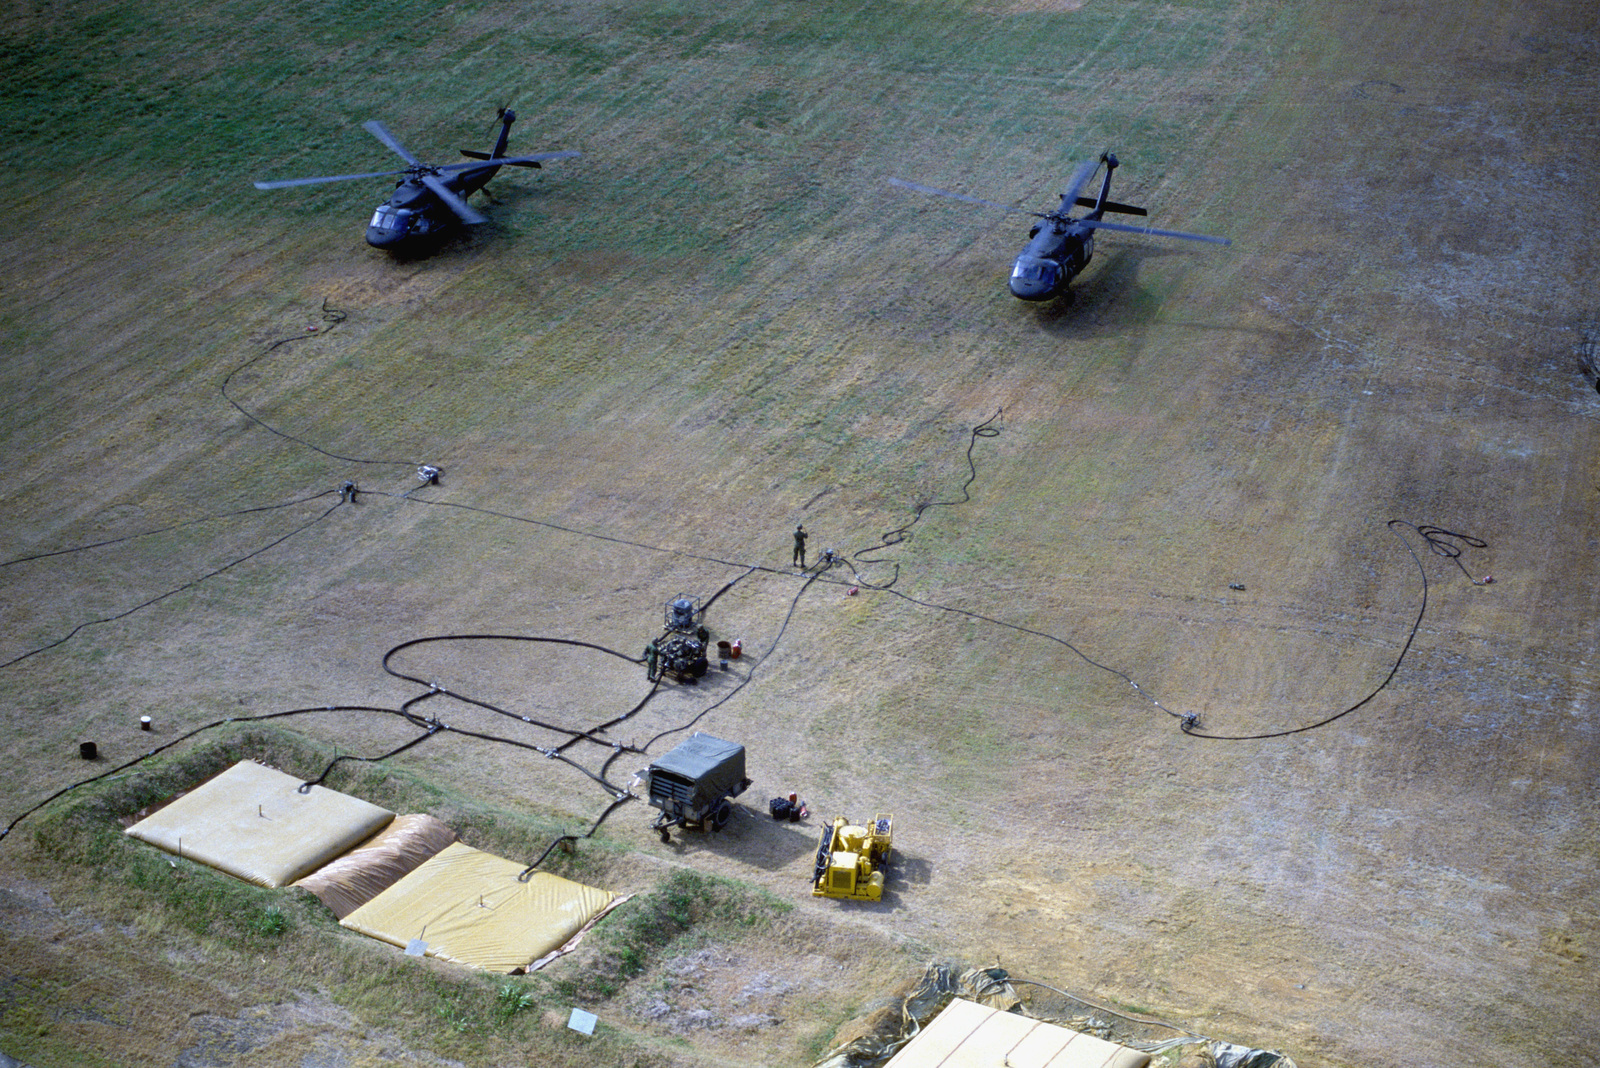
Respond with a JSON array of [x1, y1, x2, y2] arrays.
[[1082, 152, 1119, 219], [489, 108, 516, 159], [457, 150, 546, 169]]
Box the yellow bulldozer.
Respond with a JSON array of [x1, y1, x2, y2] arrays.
[[811, 814, 893, 901]]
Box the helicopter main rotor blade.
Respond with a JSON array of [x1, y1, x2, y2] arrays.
[[1079, 218, 1231, 245], [253, 168, 411, 190], [1057, 157, 1103, 213], [886, 177, 1033, 216], [419, 173, 489, 225], [363, 119, 424, 166], [435, 150, 582, 173]]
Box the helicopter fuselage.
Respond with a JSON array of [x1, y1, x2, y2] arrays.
[[1009, 162, 1119, 300], [365, 164, 503, 249], [1010, 220, 1094, 301], [366, 112, 515, 250]]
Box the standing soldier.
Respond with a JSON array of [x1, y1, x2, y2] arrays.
[[793, 524, 808, 568]]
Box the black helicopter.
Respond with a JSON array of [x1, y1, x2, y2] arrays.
[[889, 154, 1228, 300], [253, 110, 578, 251]]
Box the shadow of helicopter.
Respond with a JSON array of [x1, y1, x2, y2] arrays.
[[1027, 245, 1208, 339], [1031, 247, 1295, 353]]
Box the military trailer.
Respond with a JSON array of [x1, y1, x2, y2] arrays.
[[642, 732, 751, 842]]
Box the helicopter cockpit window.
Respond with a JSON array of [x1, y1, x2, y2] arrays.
[[370, 205, 411, 232], [1011, 260, 1055, 283]]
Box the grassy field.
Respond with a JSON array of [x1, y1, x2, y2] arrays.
[[4, 1, 1599, 1066]]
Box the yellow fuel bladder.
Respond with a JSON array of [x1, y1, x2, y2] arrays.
[[125, 760, 395, 888], [340, 841, 616, 973]]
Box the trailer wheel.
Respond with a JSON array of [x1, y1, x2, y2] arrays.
[[658, 828, 672, 844], [711, 799, 732, 832]]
